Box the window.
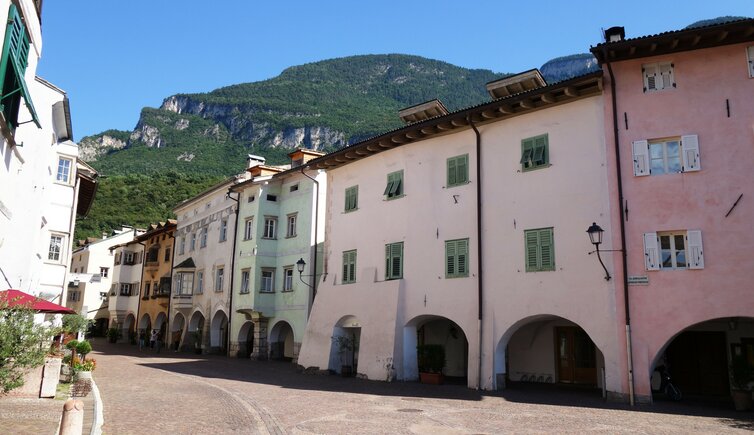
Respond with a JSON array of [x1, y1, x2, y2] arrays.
[[0, 4, 38, 132], [290, 184, 299, 192], [179, 236, 185, 255], [643, 230, 704, 271], [345, 186, 358, 212], [748, 46, 754, 78], [124, 251, 136, 265], [385, 242, 404, 280], [384, 170, 404, 199], [632, 135, 700, 176], [247, 195, 255, 203], [267, 194, 277, 202], [263, 217, 277, 239], [195, 271, 204, 294], [240, 269, 250, 294], [164, 247, 171, 262], [100, 267, 109, 278], [56, 158, 72, 183], [190, 233, 196, 251], [219, 219, 228, 242], [244, 218, 254, 240], [445, 239, 469, 278], [447, 154, 469, 187], [283, 267, 293, 291], [47, 234, 63, 262], [525, 228, 555, 272], [261, 269, 274, 292], [200, 227, 208, 248], [143, 282, 150, 298], [342, 250, 357, 284], [68, 291, 80, 302], [520, 134, 549, 171], [286, 214, 297, 238], [642, 62, 675, 92], [175, 272, 194, 295], [119, 283, 132, 296], [215, 267, 224, 292]]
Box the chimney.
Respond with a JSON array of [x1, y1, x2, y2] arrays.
[[247, 154, 266, 169], [604, 26, 625, 43]]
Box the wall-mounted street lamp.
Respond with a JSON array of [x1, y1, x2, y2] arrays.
[[587, 222, 611, 281], [296, 258, 314, 290]]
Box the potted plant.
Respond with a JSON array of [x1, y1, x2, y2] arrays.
[[730, 353, 753, 411], [332, 335, 354, 377], [76, 340, 92, 361], [106, 327, 122, 343], [417, 344, 445, 384], [73, 356, 97, 381]]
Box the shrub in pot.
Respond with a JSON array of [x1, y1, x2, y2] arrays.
[[106, 327, 122, 343], [417, 344, 445, 384], [76, 340, 92, 361]]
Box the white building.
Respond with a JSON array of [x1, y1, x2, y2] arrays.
[[298, 71, 628, 399], [66, 227, 140, 333], [0, 0, 97, 305], [108, 232, 146, 342]]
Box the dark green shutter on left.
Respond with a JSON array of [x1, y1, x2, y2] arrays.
[[525, 228, 555, 272], [0, 4, 38, 130], [447, 154, 468, 187]]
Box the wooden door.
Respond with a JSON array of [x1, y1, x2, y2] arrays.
[[556, 327, 597, 385]]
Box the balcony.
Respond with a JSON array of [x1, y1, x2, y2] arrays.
[[172, 293, 193, 308]]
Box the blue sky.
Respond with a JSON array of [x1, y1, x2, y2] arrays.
[[36, 1, 753, 139]]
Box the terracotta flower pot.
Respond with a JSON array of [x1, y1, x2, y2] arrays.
[[419, 372, 444, 385], [732, 389, 752, 411]]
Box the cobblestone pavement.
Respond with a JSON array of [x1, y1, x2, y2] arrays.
[[0, 396, 62, 434], [92, 340, 754, 434]]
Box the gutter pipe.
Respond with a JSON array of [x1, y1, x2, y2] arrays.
[[226, 190, 241, 355], [468, 115, 483, 391], [300, 167, 320, 314], [603, 51, 635, 406], [135, 240, 146, 334]]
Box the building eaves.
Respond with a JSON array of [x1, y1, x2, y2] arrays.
[[304, 71, 603, 171], [172, 176, 240, 213], [591, 18, 754, 64]]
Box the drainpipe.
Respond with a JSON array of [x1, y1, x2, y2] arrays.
[[135, 241, 146, 334], [603, 52, 635, 406], [468, 115, 483, 391], [226, 189, 241, 356], [166, 231, 176, 349], [300, 166, 319, 314]]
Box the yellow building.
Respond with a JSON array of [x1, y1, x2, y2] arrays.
[[135, 220, 176, 344]]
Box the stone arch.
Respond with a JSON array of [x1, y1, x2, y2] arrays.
[[138, 313, 151, 333], [494, 314, 606, 391], [237, 321, 255, 358], [329, 315, 362, 375], [171, 312, 186, 350], [269, 320, 295, 361], [403, 314, 470, 382], [187, 310, 206, 351], [154, 312, 168, 341]]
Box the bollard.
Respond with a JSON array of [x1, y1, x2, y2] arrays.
[[59, 398, 84, 435]]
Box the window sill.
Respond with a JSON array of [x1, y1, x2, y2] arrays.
[[385, 277, 403, 281], [285, 235, 297, 239], [445, 181, 470, 189], [261, 237, 277, 240], [521, 163, 552, 173], [384, 194, 405, 201], [445, 275, 469, 279], [53, 180, 72, 187], [344, 207, 359, 214], [525, 268, 556, 273], [341, 281, 356, 285], [239, 290, 250, 295], [242, 238, 253, 241], [281, 289, 294, 293], [260, 290, 275, 294]]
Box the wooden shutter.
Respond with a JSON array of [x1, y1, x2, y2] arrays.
[[385, 244, 391, 279], [643, 232, 660, 271], [520, 138, 534, 165], [446, 241, 456, 276], [349, 251, 356, 282], [658, 62, 674, 89], [525, 230, 539, 271], [110, 283, 117, 296], [681, 134, 700, 172], [457, 239, 468, 275], [458, 155, 468, 183], [539, 229, 554, 270], [132, 282, 140, 296], [643, 63, 658, 92], [632, 140, 650, 176], [748, 46, 754, 78], [533, 135, 548, 165], [114, 252, 121, 265], [447, 158, 457, 186], [686, 230, 704, 269], [392, 243, 403, 278]]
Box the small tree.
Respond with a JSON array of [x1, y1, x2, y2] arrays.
[[61, 314, 91, 338], [76, 340, 92, 361], [0, 300, 50, 394]]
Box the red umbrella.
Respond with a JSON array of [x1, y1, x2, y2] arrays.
[[0, 289, 76, 314]]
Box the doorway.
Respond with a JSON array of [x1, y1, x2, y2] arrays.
[[666, 331, 728, 396], [556, 327, 597, 385]]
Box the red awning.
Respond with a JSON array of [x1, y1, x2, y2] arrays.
[[0, 289, 75, 314]]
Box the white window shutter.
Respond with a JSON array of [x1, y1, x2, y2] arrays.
[[133, 282, 140, 296], [658, 62, 674, 89], [632, 140, 650, 176], [681, 134, 701, 172], [643, 64, 658, 92], [747, 46, 754, 78], [687, 230, 704, 269], [644, 232, 660, 271]]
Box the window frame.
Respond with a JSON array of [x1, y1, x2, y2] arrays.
[[100, 267, 109, 278], [384, 170, 404, 200], [119, 283, 132, 296], [190, 232, 196, 251], [520, 134, 549, 171], [214, 267, 224, 292], [524, 227, 555, 272], [263, 217, 277, 239], [345, 185, 358, 212], [342, 250, 357, 284], [286, 213, 297, 238], [219, 218, 228, 242], [195, 270, 204, 294], [385, 242, 404, 280], [642, 61, 675, 92], [164, 247, 171, 262], [56, 157, 72, 184], [260, 268, 275, 293], [658, 231, 688, 270], [244, 218, 254, 240], [175, 272, 194, 296], [283, 267, 294, 291], [47, 234, 64, 263], [648, 138, 682, 175], [445, 238, 469, 278], [199, 227, 208, 248], [240, 269, 250, 294], [178, 236, 185, 255], [446, 154, 469, 187]]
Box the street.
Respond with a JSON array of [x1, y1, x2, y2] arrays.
[[90, 340, 753, 434]]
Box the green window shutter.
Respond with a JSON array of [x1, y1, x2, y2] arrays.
[[533, 135, 548, 165], [342, 250, 357, 283], [447, 158, 457, 186], [520, 138, 534, 165], [345, 186, 358, 211], [383, 179, 393, 195], [457, 239, 468, 276], [385, 244, 390, 279], [525, 230, 539, 271], [0, 4, 38, 130], [445, 241, 456, 276], [386, 171, 403, 198], [342, 251, 349, 283], [457, 155, 468, 184], [386, 242, 403, 279], [539, 228, 554, 270], [349, 251, 357, 282]]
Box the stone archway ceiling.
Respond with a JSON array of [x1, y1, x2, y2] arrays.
[[306, 72, 603, 171]]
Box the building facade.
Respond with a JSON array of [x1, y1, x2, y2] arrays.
[[593, 19, 754, 403], [135, 221, 176, 343], [108, 234, 146, 343], [229, 150, 326, 362]]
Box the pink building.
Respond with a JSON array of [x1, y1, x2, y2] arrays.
[[593, 19, 754, 403]]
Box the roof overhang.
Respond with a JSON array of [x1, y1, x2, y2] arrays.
[[486, 69, 547, 99], [305, 71, 603, 171], [591, 18, 754, 64], [76, 159, 98, 217], [398, 99, 449, 124]]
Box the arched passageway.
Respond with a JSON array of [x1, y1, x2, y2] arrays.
[[171, 313, 186, 351], [238, 321, 254, 358], [403, 315, 469, 384], [188, 311, 206, 353], [124, 314, 136, 343], [270, 321, 295, 361], [210, 310, 228, 354], [329, 315, 361, 376], [154, 312, 168, 343], [495, 315, 605, 391]]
